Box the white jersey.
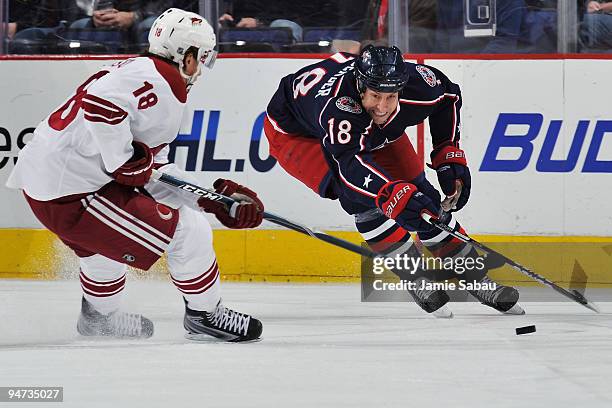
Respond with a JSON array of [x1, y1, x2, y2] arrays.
[[6, 56, 188, 200]]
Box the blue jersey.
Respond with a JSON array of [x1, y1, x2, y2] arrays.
[[266, 52, 462, 208]]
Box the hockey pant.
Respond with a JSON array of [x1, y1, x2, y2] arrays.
[[79, 164, 221, 314]]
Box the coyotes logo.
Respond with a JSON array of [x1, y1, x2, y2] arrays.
[[191, 18, 203, 25], [156, 204, 174, 221]]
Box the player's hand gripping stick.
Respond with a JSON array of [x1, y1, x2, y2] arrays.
[[150, 170, 379, 259]]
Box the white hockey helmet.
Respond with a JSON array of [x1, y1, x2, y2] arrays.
[[148, 8, 217, 86]]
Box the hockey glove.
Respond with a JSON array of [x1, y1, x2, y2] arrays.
[[375, 181, 440, 232], [198, 179, 264, 229], [430, 142, 471, 212], [112, 141, 154, 187]]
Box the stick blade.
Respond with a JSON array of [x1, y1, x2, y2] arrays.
[[571, 289, 600, 313], [583, 301, 601, 313]]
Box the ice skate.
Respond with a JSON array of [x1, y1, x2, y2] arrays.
[[183, 299, 263, 342], [468, 276, 525, 315], [77, 297, 154, 338], [409, 276, 453, 318]]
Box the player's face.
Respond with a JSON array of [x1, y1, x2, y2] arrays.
[[361, 89, 399, 125]]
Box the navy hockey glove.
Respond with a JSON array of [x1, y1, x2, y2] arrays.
[[430, 142, 471, 212], [112, 141, 153, 187], [375, 181, 440, 232], [198, 179, 264, 229]]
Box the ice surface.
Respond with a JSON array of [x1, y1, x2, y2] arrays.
[[1, 280, 612, 408]]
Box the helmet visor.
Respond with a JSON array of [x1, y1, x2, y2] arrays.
[[200, 48, 218, 69]]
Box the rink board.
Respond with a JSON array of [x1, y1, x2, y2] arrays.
[[2, 229, 611, 287], [0, 55, 611, 282]]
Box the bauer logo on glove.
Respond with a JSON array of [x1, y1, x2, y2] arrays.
[[376, 180, 440, 232], [381, 183, 412, 218]]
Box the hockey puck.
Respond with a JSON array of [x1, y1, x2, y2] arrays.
[[515, 325, 536, 335]]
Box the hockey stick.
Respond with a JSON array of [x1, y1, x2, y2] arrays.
[[150, 170, 378, 259], [421, 213, 600, 313]]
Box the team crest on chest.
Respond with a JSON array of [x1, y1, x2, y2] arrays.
[[335, 96, 363, 114], [416, 65, 437, 87]]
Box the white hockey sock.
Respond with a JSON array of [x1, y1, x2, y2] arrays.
[[167, 206, 221, 312], [79, 254, 127, 315], [172, 261, 221, 312]]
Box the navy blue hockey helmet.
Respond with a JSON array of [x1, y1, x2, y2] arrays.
[[355, 45, 409, 93]]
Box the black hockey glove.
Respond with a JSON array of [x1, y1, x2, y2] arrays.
[[376, 181, 441, 232], [430, 142, 471, 212]]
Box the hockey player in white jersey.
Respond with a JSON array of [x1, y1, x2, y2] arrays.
[[6, 8, 263, 342]]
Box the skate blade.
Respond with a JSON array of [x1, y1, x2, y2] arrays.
[[503, 304, 526, 315], [76, 334, 153, 341], [184, 333, 263, 343], [432, 305, 453, 318]]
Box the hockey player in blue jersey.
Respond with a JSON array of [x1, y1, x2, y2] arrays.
[[265, 45, 523, 317]]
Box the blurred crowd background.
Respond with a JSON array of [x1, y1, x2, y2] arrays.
[[0, 0, 609, 55]]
